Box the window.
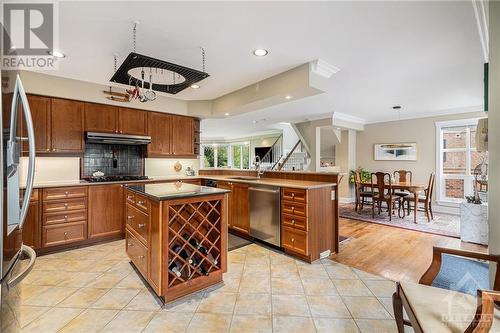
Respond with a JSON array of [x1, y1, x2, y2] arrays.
[[231, 143, 251, 169], [436, 118, 488, 203], [201, 143, 249, 169]]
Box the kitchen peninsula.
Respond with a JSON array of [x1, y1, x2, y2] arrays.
[[124, 182, 229, 302]]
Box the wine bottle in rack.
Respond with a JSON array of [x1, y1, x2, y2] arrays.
[[172, 244, 193, 264], [168, 260, 184, 278], [191, 254, 210, 276], [182, 233, 218, 265]]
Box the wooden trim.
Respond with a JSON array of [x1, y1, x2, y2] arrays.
[[419, 246, 500, 288]]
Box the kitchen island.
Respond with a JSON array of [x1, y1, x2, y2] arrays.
[[124, 182, 229, 303]]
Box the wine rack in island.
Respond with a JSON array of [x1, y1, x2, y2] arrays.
[[125, 187, 227, 303]]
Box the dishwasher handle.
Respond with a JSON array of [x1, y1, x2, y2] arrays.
[[248, 187, 280, 194]]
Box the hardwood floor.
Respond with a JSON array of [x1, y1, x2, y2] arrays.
[[332, 217, 487, 283]]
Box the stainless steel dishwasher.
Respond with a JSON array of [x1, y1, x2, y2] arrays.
[[249, 185, 281, 246]]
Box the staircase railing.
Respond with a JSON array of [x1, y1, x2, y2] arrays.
[[277, 140, 309, 171], [260, 134, 283, 169]]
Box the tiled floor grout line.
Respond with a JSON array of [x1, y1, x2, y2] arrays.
[[19, 240, 398, 333], [298, 259, 318, 333]]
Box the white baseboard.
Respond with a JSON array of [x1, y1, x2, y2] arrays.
[[339, 197, 355, 204], [432, 204, 460, 215]]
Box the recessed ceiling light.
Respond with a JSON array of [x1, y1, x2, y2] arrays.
[[224, 113, 230, 116], [285, 95, 292, 100], [190, 84, 200, 89], [48, 50, 66, 58], [253, 49, 268, 57]]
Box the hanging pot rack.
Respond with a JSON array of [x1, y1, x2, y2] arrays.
[[109, 22, 209, 95]]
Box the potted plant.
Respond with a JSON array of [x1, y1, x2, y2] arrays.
[[349, 167, 371, 184]]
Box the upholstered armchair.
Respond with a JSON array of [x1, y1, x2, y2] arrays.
[[393, 246, 500, 332]]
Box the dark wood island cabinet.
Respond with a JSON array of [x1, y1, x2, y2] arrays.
[[125, 183, 229, 302]]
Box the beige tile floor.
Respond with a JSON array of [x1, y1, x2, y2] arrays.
[[5, 240, 403, 333]]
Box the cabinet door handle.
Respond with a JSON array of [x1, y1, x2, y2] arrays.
[[64, 215, 68, 221], [128, 243, 134, 247], [64, 203, 69, 208], [291, 193, 295, 197], [127, 215, 134, 219], [64, 191, 69, 196], [138, 223, 146, 228], [137, 200, 145, 205], [138, 255, 145, 260], [127, 196, 133, 200], [46, 148, 50, 152], [64, 232, 68, 239], [291, 238, 295, 243], [292, 219, 295, 224]]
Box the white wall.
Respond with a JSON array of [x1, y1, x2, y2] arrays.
[[144, 158, 200, 177], [489, 2, 500, 264], [20, 157, 80, 185]]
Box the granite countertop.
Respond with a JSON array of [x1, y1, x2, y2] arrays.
[[127, 183, 230, 201], [203, 176, 337, 189]]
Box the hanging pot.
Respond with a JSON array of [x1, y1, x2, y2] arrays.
[[144, 72, 156, 101]]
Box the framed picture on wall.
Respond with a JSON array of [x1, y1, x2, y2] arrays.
[[374, 143, 417, 161]]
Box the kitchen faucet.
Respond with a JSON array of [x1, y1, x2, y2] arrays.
[[253, 156, 265, 179]]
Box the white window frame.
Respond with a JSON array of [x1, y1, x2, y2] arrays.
[[201, 142, 251, 169], [435, 117, 486, 205]]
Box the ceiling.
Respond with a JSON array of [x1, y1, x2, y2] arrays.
[[54, 1, 484, 137]]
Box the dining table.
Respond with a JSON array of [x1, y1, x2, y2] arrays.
[[360, 181, 427, 223]]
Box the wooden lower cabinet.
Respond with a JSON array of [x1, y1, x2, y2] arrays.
[[42, 221, 86, 247], [88, 184, 124, 240], [217, 181, 249, 235], [282, 226, 308, 257], [280, 186, 337, 262], [231, 183, 250, 235], [41, 186, 88, 248], [21, 190, 41, 249], [217, 181, 233, 228]]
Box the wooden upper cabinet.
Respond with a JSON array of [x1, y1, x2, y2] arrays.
[[118, 108, 147, 135], [84, 103, 118, 133], [88, 184, 124, 239], [147, 112, 171, 156], [22, 95, 51, 153], [51, 98, 84, 153], [171, 116, 193, 155]]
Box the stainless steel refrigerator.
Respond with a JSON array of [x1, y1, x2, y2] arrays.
[[0, 70, 36, 332]]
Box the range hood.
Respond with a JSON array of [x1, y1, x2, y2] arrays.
[[86, 132, 151, 145]]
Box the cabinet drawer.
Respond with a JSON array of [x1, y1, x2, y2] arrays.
[[281, 201, 307, 217], [42, 221, 86, 247], [43, 187, 87, 201], [282, 214, 308, 231], [134, 194, 149, 213], [43, 211, 87, 225], [126, 204, 149, 245], [282, 226, 308, 257], [125, 191, 135, 205], [126, 230, 148, 276], [282, 188, 307, 203], [43, 198, 87, 213]]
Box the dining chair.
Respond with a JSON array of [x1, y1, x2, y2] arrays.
[[393, 170, 413, 198], [403, 172, 435, 222], [354, 170, 373, 212], [370, 172, 401, 221], [393, 246, 500, 333]]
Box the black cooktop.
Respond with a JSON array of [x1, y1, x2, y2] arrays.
[[86, 175, 150, 183]]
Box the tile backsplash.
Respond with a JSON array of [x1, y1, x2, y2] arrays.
[[83, 143, 144, 177]]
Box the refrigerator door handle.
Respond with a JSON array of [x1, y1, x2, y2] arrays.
[[6, 245, 36, 289], [11, 75, 36, 227]]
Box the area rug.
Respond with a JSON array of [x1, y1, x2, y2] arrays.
[[339, 203, 460, 238]]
